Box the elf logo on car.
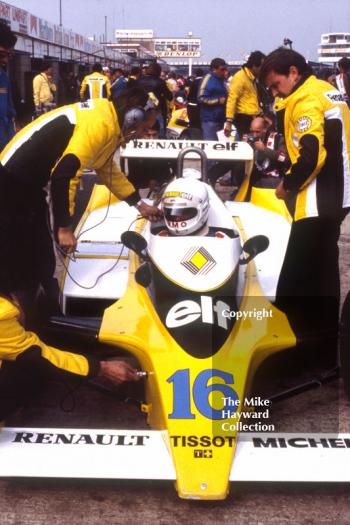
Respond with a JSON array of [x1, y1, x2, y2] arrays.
[[166, 296, 230, 329]]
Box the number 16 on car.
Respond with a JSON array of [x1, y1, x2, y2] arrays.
[[167, 368, 239, 421]]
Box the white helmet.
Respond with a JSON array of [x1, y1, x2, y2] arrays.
[[161, 178, 209, 236], [182, 167, 201, 179]]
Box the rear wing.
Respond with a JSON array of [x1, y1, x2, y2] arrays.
[[121, 139, 254, 162]]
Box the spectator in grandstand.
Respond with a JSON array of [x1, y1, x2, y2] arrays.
[[79, 62, 111, 101], [0, 21, 16, 151]]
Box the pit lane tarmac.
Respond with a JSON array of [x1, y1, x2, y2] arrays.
[[1, 184, 350, 525]]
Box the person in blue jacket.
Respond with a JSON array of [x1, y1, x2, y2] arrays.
[[0, 22, 16, 152], [110, 68, 128, 100], [198, 57, 228, 140]]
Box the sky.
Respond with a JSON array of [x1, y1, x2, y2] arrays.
[[10, 0, 350, 61]]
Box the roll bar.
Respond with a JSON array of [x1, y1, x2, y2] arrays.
[[176, 147, 208, 183]]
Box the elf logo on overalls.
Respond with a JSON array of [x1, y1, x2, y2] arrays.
[[166, 296, 230, 329]]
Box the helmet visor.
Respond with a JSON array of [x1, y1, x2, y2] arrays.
[[164, 207, 197, 223]]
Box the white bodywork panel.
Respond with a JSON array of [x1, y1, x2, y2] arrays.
[[225, 201, 291, 301], [145, 185, 241, 292], [61, 202, 138, 313], [0, 428, 176, 480], [61, 189, 290, 310], [121, 139, 253, 162], [1, 428, 349, 482], [230, 433, 350, 482]]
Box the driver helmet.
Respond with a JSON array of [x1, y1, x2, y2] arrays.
[[161, 177, 209, 236], [182, 167, 201, 179]]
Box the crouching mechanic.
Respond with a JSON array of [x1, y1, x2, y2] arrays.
[[0, 259, 139, 423], [0, 87, 161, 323]]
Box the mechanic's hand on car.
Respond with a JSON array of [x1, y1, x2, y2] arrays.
[[58, 227, 77, 253], [136, 201, 162, 222], [275, 181, 290, 201], [224, 122, 232, 137], [98, 360, 140, 384]]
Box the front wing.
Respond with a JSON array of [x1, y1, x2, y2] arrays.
[[1, 428, 349, 483]]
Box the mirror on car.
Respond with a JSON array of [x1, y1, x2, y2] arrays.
[[240, 235, 269, 265], [135, 262, 152, 287], [121, 231, 148, 258]]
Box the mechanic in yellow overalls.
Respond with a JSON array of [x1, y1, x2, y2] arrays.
[[80, 62, 111, 101], [0, 87, 160, 326], [0, 255, 139, 422], [224, 51, 265, 138], [260, 48, 350, 361]]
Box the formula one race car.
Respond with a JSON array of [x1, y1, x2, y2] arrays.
[[0, 141, 348, 500]]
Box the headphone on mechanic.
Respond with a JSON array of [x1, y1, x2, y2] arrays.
[[124, 107, 147, 129], [123, 95, 158, 130]]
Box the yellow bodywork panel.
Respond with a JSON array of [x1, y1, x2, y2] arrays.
[[250, 188, 292, 223], [65, 168, 295, 500], [99, 244, 296, 499], [83, 184, 119, 214], [168, 108, 189, 129]]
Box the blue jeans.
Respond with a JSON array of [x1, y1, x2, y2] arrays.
[[201, 120, 223, 141], [157, 113, 166, 138], [201, 120, 224, 172]]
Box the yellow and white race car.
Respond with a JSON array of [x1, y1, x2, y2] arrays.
[[0, 141, 347, 500]]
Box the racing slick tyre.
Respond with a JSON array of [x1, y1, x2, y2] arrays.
[[179, 127, 203, 140], [340, 290, 350, 397]]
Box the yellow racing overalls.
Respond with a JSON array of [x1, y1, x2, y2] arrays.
[[80, 71, 111, 101], [0, 296, 100, 420], [226, 67, 260, 135], [275, 74, 350, 221]]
